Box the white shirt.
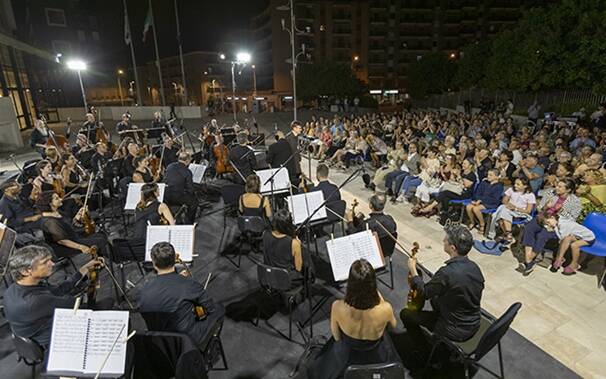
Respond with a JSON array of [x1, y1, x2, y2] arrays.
[[556, 218, 595, 241]]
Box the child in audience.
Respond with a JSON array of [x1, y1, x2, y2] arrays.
[[542, 214, 595, 275], [486, 177, 536, 243]]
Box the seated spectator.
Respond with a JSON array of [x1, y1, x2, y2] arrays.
[[384, 143, 420, 197], [395, 146, 440, 203], [543, 214, 595, 275], [494, 150, 516, 185], [306, 259, 400, 378], [515, 154, 544, 193], [369, 140, 406, 192], [465, 169, 503, 233], [487, 178, 536, 242], [577, 169, 606, 220]]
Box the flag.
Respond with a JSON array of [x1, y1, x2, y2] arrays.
[[124, 7, 131, 45], [142, 6, 152, 43]]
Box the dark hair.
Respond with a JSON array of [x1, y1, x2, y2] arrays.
[[61, 153, 74, 162], [133, 156, 147, 169], [36, 160, 51, 175], [514, 177, 532, 194], [9, 245, 52, 281], [36, 191, 56, 213], [369, 194, 386, 212], [137, 183, 159, 209], [444, 225, 473, 256], [150, 242, 175, 269], [559, 177, 576, 194], [245, 174, 261, 193], [344, 259, 380, 310], [291, 120, 302, 129], [500, 149, 514, 161], [317, 163, 329, 179], [271, 208, 295, 237]]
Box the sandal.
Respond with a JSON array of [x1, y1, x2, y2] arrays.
[[562, 265, 578, 275], [550, 258, 563, 272]]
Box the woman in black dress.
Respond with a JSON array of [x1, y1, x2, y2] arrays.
[[262, 209, 303, 284], [132, 156, 154, 183], [133, 183, 175, 239], [239, 174, 272, 219], [306, 259, 400, 379], [60, 153, 87, 195]]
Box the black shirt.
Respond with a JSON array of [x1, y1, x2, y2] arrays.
[[352, 212, 397, 240], [121, 154, 137, 178], [79, 122, 98, 143], [285, 134, 301, 174], [311, 180, 341, 203], [116, 121, 131, 134], [267, 139, 297, 179], [164, 161, 194, 197], [136, 272, 216, 346], [91, 151, 109, 175], [4, 272, 84, 347], [30, 128, 48, 149], [229, 144, 257, 183], [411, 255, 485, 341], [0, 195, 35, 231], [134, 201, 161, 238]]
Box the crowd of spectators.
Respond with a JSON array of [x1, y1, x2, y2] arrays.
[[301, 104, 606, 276]]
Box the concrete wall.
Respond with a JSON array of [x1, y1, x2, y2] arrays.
[[56, 106, 203, 122], [0, 97, 24, 152]]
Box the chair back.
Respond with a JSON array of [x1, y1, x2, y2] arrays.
[[379, 232, 397, 258], [473, 302, 522, 360], [11, 333, 44, 365], [221, 184, 245, 208], [583, 212, 606, 237], [326, 199, 346, 222], [257, 262, 292, 292], [344, 362, 406, 379], [112, 238, 146, 264], [141, 311, 177, 332], [238, 216, 267, 235]]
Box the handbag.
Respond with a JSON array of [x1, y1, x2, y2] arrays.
[[440, 181, 464, 195]]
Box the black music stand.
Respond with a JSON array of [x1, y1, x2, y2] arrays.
[[0, 223, 18, 287]]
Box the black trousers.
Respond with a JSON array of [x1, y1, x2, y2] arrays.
[[400, 308, 438, 356], [165, 192, 198, 223]]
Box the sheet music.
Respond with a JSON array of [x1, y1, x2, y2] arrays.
[[47, 309, 91, 373], [255, 168, 291, 194], [145, 225, 195, 262], [124, 183, 166, 210], [83, 311, 129, 375], [325, 230, 385, 282], [189, 163, 207, 184], [286, 191, 327, 225]]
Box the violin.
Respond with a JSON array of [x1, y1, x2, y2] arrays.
[[175, 253, 207, 320], [405, 242, 423, 311], [350, 199, 365, 228], [51, 174, 65, 198], [75, 173, 96, 235], [87, 246, 100, 308]]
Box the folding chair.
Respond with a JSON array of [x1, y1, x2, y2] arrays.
[[224, 216, 266, 268], [376, 232, 398, 290], [344, 362, 406, 379], [217, 184, 245, 256], [422, 302, 522, 379], [111, 238, 146, 292], [11, 333, 44, 379], [580, 212, 606, 288]]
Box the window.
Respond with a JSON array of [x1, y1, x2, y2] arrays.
[[51, 40, 71, 54], [77, 30, 86, 42], [45, 8, 67, 27], [92, 32, 100, 41]]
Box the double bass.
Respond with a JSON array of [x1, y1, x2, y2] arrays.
[[213, 136, 233, 175]]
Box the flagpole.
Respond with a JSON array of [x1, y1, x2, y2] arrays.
[[123, 0, 142, 106], [149, 0, 165, 106], [174, 0, 187, 106]]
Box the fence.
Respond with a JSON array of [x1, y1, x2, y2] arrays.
[[415, 89, 606, 116]]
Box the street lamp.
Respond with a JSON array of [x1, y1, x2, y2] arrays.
[[117, 69, 125, 106], [251, 64, 257, 98], [277, 0, 311, 121], [228, 51, 252, 123], [66, 59, 88, 113]]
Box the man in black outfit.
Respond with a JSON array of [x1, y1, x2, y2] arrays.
[[311, 164, 341, 203], [401, 225, 484, 357], [116, 113, 132, 134], [164, 151, 197, 223], [266, 131, 297, 182], [3, 245, 104, 347], [0, 180, 42, 234], [120, 142, 140, 179], [348, 194, 396, 239], [155, 136, 180, 168], [90, 142, 110, 175], [228, 132, 257, 184], [285, 121, 303, 186], [136, 242, 224, 346], [79, 113, 98, 143]]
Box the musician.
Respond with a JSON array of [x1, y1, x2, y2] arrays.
[[262, 209, 303, 285], [239, 174, 272, 219], [44, 146, 62, 172], [164, 151, 197, 223], [267, 131, 297, 183], [79, 113, 98, 143], [90, 142, 110, 175], [72, 134, 93, 168], [156, 135, 180, 168], [31, 160, 56, 202], [0, 180, 42, 234], [60, 153, 87, 195], [134, 183, 175, 239], [348, 194, 396, 239], [30, 119, 49, 157], [136, 242, 224, 347], [401, 225, 484, 356], [120, 142, 140, 178], [285, 120, 303, 183], [132, 156, 154, 183], [3, 245, 104, 347], [36, 191, 108, 259], [311, 164, 341, 203], [229, 132, 257, 184], [116, 113, 131, 134]]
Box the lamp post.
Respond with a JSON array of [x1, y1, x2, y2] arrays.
[[117, 69, 125, 106], [222, 52, 251, 123], [277, 0, 310, 122], [251, 64, 257, 98], [67, 59, 88, 113]]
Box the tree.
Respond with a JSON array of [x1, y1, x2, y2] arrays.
[[297, 62, 365, 101], [453, 41, 490, 90], [407, 52, 456, 99]]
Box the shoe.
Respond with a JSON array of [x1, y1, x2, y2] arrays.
[[386, 188, 393, 196], [550, 258, 563, 272], [522, 261, 536, 276], [562, 265, 577, 275], [395, 194, 406, 203]]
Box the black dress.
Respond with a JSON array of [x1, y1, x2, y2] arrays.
[[239, 194, 266, 218], [306, 332, 402, 379], [262, 231, 303, 286], [41, 216, 107, 258], [134, 201, 161, 239]]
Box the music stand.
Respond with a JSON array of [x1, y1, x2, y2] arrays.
[[0, 222, 18, 285], [146, 127, 165, 141]]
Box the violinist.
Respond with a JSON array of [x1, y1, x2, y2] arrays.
[[36, 191, 108, 259], [30, 119, 49, 157], [400, 225, 484, 359], [347, 195, 396, 239], [90, 142, 110, 176], [0, 180, 42, 235], [60, 153, 87, 195], [136, 242, 223, 347], [31, 160, 56, 202], [120, 142, 140, 178], [155, 135, 180, 169], [164, 151, 197, 223], [239, 174, 272, 219], [132, 156, 155, 183], [79, 113, 98, 143], [3, 245, 105, 348], [133, 183, 175, 239], [72, 134, 94, 168], [44, 146, 62, 173], [116, 113, 131, 135]]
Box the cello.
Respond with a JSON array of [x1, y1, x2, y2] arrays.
[[213, 136, 233, 175]]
